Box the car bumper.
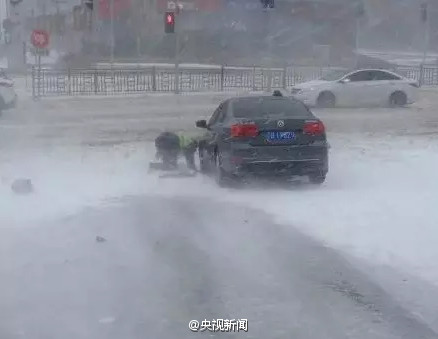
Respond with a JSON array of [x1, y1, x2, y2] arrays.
[[236, 160, 327, 178], [223, 146, 329, 177]]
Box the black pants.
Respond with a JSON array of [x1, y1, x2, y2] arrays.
[[182, 141, 197, 171], [155, 133, 197, 170], [155, 132, 180, 170]]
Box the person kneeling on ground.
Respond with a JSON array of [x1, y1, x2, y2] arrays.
[[154, 131, 202, 171], [154, 131, 181, 170]]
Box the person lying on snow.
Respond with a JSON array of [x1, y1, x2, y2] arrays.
[[154, 131, 201, 171]]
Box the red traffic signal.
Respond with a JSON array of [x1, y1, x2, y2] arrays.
[[166, 13, 174, 24], [164, 11, 175, 33]]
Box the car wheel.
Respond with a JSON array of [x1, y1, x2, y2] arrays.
[[308, 172, 327, 185], [389, 91, 407, 107], [214, 151, 232, 187], [317, 92, 336, 108], [199, 147, 211, 173]]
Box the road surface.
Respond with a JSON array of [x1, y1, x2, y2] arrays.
[[1, 196, 437, 339], [2, 88, 438, 338]]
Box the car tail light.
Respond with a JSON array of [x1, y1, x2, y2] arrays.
[[230, 123, 259, 138], [303, 121, 325, 135]]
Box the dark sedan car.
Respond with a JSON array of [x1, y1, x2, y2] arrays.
[[195, 93, 329, 186]]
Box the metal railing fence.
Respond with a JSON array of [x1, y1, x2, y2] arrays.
[[31, 64, 438, 98]]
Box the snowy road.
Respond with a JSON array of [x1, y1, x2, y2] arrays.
[[1, 88, 438, 338], [2, 196, 437, 339]]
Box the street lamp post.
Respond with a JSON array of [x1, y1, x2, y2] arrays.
[[92, 0, 100, 44], [354, 1, 365, 68], [263, 0, 275, 92], [174, 3, 181, 94], [110, 0, 115, 64], [421, 2, 429, 65], [266, 8, 273, 92], [355, 17, 360, 68]]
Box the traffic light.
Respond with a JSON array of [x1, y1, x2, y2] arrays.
[[261, 0, 274, 9], [421, 2, 427, 23], [164, 11, 175, 33], [85, 0, 93, 10]]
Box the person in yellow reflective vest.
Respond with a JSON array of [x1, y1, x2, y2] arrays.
[[154, 131, 202, 171], [178, 133, 198, 171]]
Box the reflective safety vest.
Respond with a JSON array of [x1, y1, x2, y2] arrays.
[[178, 134, 196, 149]]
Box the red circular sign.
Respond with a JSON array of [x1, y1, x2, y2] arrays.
[[31, 30, 49, 49]]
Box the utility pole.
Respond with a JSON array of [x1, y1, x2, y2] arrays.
[[263, 0, 274, 92], [355, 17, 360, 68], [354, 1, 365, 68], [42, 0, 47, 23], [266, 8, 273, 92], [135, 0, 142, 57], [110, 0, 115, 64], [164, 7, 179, 93], [92, 0, 100, 55], [421, 1, 429, 65], [174, 4, 181, 94]]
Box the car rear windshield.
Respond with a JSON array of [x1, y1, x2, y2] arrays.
[[231, 97, 312, 118]]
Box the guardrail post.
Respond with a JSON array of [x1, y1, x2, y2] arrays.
[[32, 66, 36, 100], [419, 63, 424, 87], [282, 66, 287, 89], [94, 69, 98, 94], [435, 67, 438, 86], [220, 65, 224, 91], [252, 65, 256, 91], [37, 65, 41, 98], [67, 68, 71, 95], [152, 66, 156, 91]]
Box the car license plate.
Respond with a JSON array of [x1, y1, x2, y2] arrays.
[[264, 131, 296, 142]]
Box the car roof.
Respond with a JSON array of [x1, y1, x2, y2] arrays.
[[221, 95, 311, 116], [349, 68, 403, 76], [226, 95, 300, 103], [354, 68, 392, 72]]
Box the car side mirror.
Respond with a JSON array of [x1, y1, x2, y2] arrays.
[[196, 119, 208, 129]]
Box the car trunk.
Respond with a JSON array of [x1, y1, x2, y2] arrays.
[[232, 117, 325, 147]]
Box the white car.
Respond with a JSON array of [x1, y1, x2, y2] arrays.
[[291, 69, 419, 108], [0, 69, 17, 112]]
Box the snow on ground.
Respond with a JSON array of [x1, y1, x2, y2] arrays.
[[359, 49, 438, 66], [243, 136, 438, 282], [1, 86, 438, 296], [1, 133, 437, 287]]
